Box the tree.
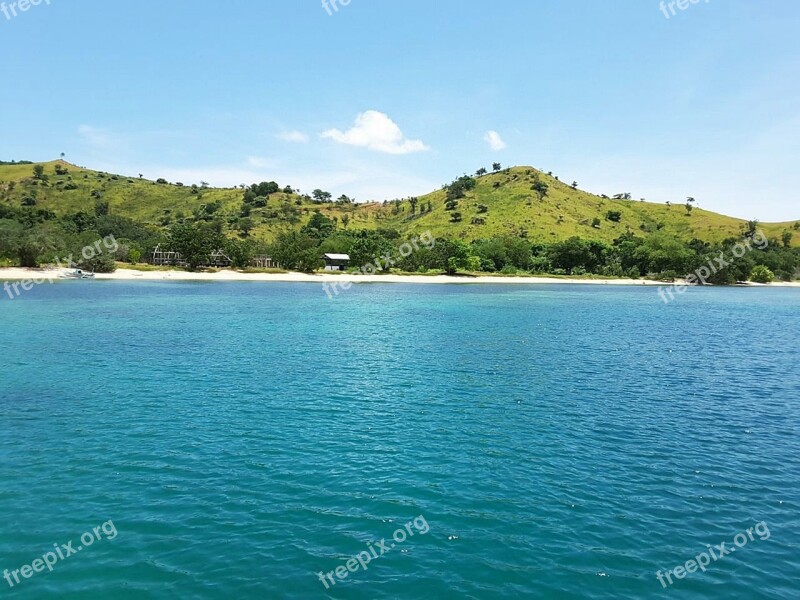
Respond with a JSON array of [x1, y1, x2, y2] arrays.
[[269, 231, 321, 272], [685, 203, 693, 215], [168, 222, 224, 270], [32, 165, 45, 180], [312, 189, 332, 203], [409, 197, 419, 215], [742, 220, 759, 239], [531, 179, 548, 200], [349, 233, 394, 271], [301, 211, 335, 241], [572, 181, 578, 189], [341, 214, 350, 229], [78, 250, 116, 273], [633, 233, 693, 274], [60, 152, 65, 161], [782, 231, 793, 248], [238, 217, 255, 236], [476, 167, 487, 176], [433, 239, 470, 274], [492, 162, 502, 172], [549, 237, 602, 274], [445, 176, 477, 202]]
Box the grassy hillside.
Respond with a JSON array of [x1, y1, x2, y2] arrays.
[[1, 161, 797, 246]]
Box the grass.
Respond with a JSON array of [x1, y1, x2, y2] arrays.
[[1, 161, 797, 247]]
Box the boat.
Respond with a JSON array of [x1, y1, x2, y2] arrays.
[[60, 269, 96, 279]]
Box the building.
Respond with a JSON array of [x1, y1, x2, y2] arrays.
[[322, 253, 351, 271], [250, 255, 278, 269]]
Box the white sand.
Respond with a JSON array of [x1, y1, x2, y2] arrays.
[[2, 267, 799, 286]]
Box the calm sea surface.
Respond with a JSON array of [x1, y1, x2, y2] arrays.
[[1, 282, 798, 599]]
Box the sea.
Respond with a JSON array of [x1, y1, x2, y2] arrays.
[[1, 282, 798, 599]]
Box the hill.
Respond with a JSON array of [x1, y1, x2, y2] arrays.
[[1, 160, 797, 246]]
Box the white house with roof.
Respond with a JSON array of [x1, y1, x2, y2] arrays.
[[322, 253, 351, 271]]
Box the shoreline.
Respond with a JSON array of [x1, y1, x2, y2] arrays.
[[1, 267, 799, 287]]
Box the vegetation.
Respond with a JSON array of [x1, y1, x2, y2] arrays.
[[0, 160, 797, 281]]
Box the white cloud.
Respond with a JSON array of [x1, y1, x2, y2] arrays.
[[276, 130, 309, 143], [484, 130, 507, 151], [321, 110, 429, 155]]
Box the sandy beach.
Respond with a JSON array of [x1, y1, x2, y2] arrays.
[[1, 267, 799, 286]]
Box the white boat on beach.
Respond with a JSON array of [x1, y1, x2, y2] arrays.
[[60, 269, 95, 279]]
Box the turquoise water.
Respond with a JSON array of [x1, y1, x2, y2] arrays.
[[1, 282, 798, 599]]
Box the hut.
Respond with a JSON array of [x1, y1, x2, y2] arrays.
[[322, 253, 351, 271], [151, 244, 188, 267], [250, 255, 278, 269]]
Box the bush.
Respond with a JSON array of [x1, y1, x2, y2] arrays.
[[606, 210, 622, 222], [650, 270, 678, 282], [750, 265, 775, 283], [625, 266, 641, 279]]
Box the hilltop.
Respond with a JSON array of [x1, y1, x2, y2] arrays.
[[1, 160, 797, 246]]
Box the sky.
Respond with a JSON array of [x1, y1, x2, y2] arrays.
[[0, 0, 798, 221]]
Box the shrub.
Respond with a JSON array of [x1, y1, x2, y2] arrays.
[[625, 266, 641, 279], [750, 265, 775, 283], [606, 210, 622, 222]]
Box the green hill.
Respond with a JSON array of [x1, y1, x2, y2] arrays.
[[1, 160, 797, 247]]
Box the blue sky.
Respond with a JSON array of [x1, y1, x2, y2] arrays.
[[0, 0, 798, 220]]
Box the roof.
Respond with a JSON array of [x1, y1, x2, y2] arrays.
[[323, 254, 351, 261]]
